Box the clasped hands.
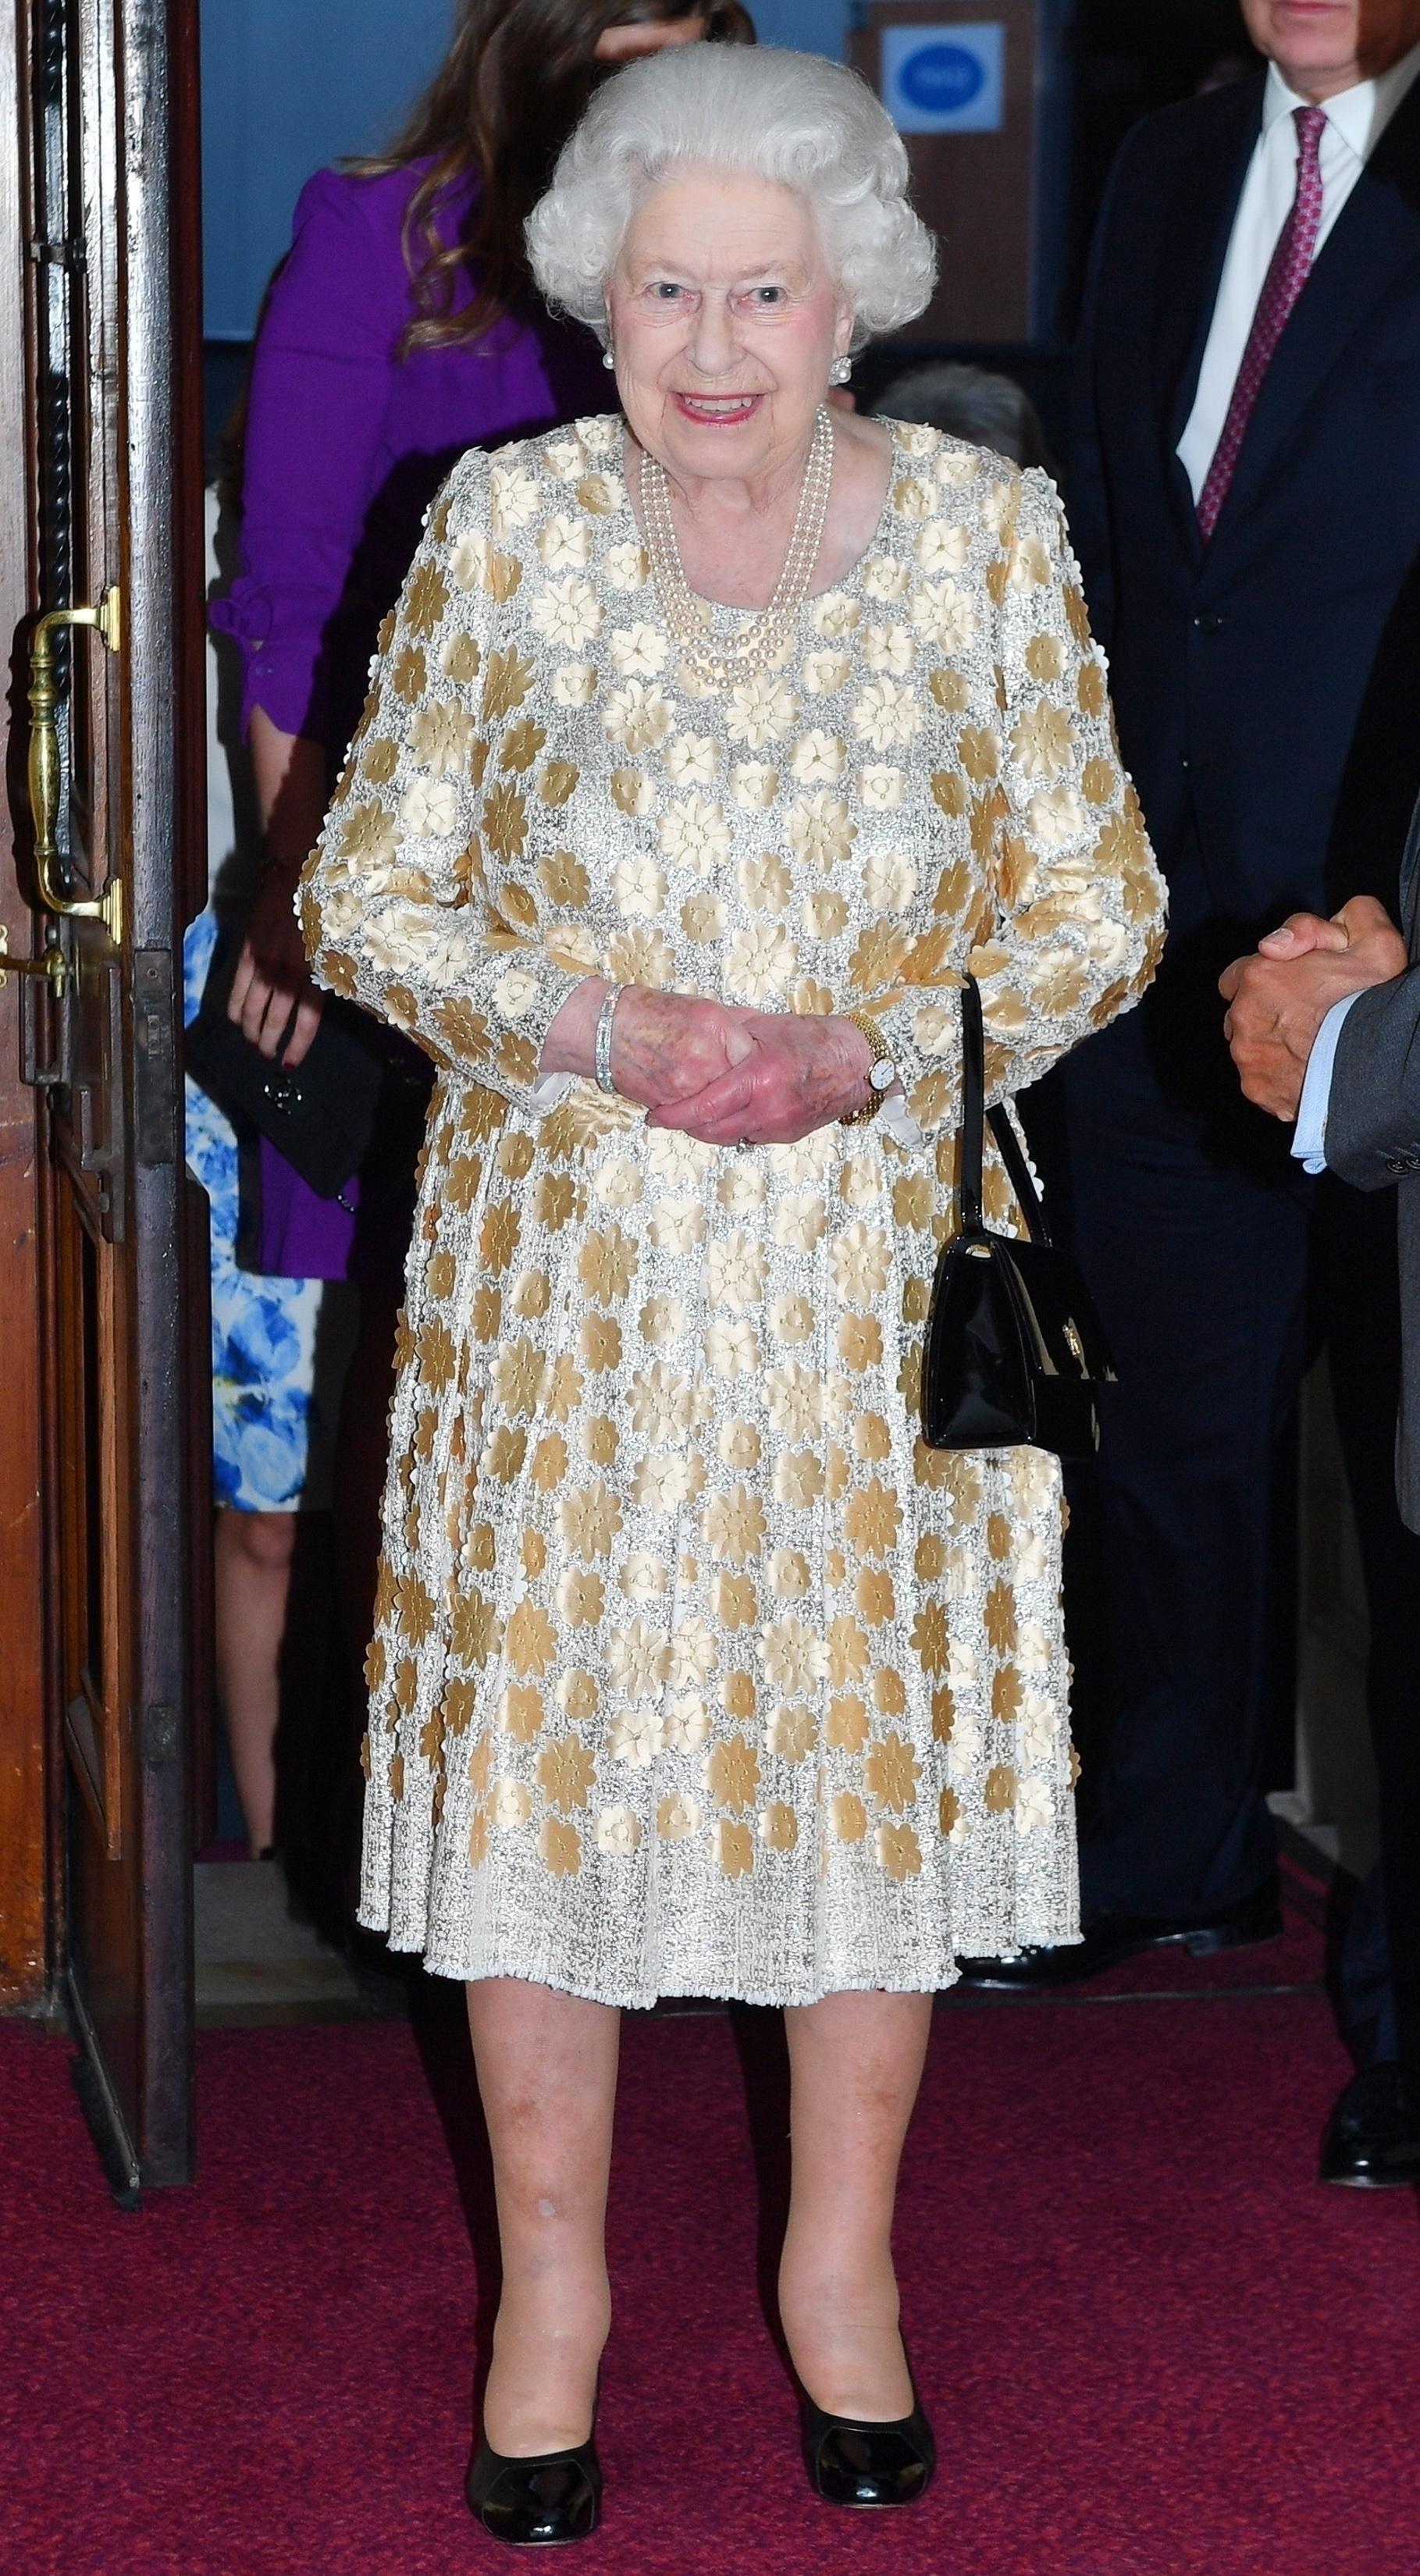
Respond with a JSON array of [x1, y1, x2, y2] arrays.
[[1219, 896, 1408, 1123], [543, 980, 877, 1146]]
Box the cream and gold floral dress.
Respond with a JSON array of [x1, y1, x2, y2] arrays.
[[301, 415, 1165, 2006]]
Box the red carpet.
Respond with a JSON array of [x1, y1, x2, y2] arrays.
[[4, 1904, 1418, 2576]]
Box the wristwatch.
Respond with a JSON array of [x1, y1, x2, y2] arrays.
[[839, 1011, 899, 1126]]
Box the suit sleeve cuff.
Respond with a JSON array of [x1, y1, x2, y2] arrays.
[[1292, 991, 1362, 1172]]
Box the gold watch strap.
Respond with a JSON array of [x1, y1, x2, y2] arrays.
[[839, 1011, 895, 1127]]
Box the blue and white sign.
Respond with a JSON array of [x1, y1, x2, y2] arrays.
[[881, 23, 1005, 135]]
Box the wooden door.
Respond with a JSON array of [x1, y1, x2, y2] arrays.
[[2, 0, 202, 2190]]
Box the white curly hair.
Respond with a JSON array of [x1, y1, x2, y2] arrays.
[[525, 44, 937, 352]]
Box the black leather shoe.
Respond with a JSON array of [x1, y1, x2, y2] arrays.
[[1320, 2063, 1420, 2189], [465, 2432, 602, 2545], [956, 1877, 1284, 1990], [801, 2393, 936, 2507]]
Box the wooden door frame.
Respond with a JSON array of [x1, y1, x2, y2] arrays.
[[0, 0, 55, 2012]]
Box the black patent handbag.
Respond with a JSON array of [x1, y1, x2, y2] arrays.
[[920, 979, 1117, 1458]]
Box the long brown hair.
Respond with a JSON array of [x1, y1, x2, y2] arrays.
[[353, 1, 756, 354]]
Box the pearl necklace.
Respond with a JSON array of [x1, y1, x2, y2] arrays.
[[638, 406, 836, 690]]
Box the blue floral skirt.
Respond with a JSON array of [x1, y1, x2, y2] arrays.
[[183, 906, 357, 1513]]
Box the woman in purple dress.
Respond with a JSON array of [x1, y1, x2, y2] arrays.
[[208, 0, 753, 1866]]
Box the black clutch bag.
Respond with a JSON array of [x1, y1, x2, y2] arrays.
[[920, 979, 1116, 1458], [184, 935, 386, 1202]]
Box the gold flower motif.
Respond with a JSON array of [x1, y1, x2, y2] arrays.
[[607, 927, 674, 987], [578, 1224, 637, 1306], [837, 1313, 884, 1372], [596, 1806, 642, 1857], [537, 1736, 596, 1812], [703, 1483, 767, 1564], [506, 1599, 557, 1678], [787, 792, 856, 871], [657, 1791, 702, 1842], [760, 1802, 799, 1853], [607, 1617, 671, 1700], [843, 1477, 902, 1560], [760, 1615, 827, 1697], [827, 1692, 869, 1752], [771, 1293, 815, 1346], [715, 1818, 755, 1878], [1010, 703, 1076, 781], [539, 1816, 582, 1876], [984, 1582, 1018, 1655], [984, 1763, 1018, 1815], [705, 1733, 760, 1814], [495, 1683, 542, 1745], [864, 1731, 920, 1813], [774, 1448, 824, 1509], [831, 1222, 892, 1307], [557, 1569, 604, 1627], [490, 1777, 532, 1830], [706, 1230, 766, 1312], [580, 1315, 623, 1373], [610, 1705, 664, 1767], [705, 1317, 760, 1380], [763, 1699, 813, 1768], [714, 1571, 759, 1631], [557, 1483, 623, 1561], [911, 1600, 951, 1677], [560, 1669, 599, 1720], [875, 1820, 922, 1880], [831, 1791, 867, 1843], [603, 679, 672, 754], [482, 646, 536, 723]]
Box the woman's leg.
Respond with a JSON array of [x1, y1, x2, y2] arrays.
[[213, 1505, 299, 1856], [467, 1978, 621, 2456], [778, 1990, 934, 2420]]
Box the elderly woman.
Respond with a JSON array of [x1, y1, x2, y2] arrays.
[[301, 41, 1164, 2546]]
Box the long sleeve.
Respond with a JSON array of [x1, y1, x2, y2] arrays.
[[212, 168, 418, 745], [1321, 966, 1420, 1190], [298, 446, 584, 1115], [849, 466, 1167, 1143]]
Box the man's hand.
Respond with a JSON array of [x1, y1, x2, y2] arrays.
[[1219, 895, 1408, 1121]]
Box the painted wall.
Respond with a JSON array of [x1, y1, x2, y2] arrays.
[[202, 1, 852, 339]]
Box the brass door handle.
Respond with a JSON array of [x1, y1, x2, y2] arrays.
[[0, 925, 68, 997], [27, 588, 124, 946]]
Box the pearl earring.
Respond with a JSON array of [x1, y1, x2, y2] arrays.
[[830, 354, 852, 386], [603, 347, 616, 370]]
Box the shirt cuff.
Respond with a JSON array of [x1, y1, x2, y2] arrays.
[[1292, 991, 1362, 1173]]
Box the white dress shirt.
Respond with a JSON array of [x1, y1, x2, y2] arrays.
[[1178, 44, 1420, 500]]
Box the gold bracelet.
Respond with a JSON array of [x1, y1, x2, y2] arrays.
[[838, 1011, 898, 1127]]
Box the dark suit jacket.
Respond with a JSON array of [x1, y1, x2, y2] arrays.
[[1326, 799, 1420, 1525], [1071, 72, 1420, 930]]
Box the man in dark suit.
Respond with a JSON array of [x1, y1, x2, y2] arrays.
[[1223, 856, 1420, 2183], [969, 0, 1420, 2180]]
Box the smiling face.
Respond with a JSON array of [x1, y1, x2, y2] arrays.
[[606, 169, 853, 492], [1241, 0, 1420, 94]]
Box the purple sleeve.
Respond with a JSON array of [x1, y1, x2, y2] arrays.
[[212, 168, 414, 743]]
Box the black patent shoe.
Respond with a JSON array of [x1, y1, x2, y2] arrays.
[[1319, 2063, 1420, 2190], [465, 2430, 602, 2546], [801, 2393, 936, 2507]]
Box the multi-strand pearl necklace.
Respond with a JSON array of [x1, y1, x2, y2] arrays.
[[639, 405, 836, 691]]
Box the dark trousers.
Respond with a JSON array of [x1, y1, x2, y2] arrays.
[[1044, 902, 1420, 2065]]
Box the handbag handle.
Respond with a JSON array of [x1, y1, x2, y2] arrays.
[[959, 977, 1052, 1247]]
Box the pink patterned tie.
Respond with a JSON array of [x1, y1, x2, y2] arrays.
[[1198, 104, 1327, 539]]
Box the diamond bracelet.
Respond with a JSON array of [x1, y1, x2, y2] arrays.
[[594, 983, 625, 1096]]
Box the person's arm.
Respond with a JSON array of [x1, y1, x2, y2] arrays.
[[845, 468, 1165, 1142], [1220, 898, 1408, 1140], [227, 713, 329, 1059], [219, 169, 415, 1058], [655, 469, 1167, 1155], [1322, 966, 1420, 1190], [300, 447, 749, 1117]]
